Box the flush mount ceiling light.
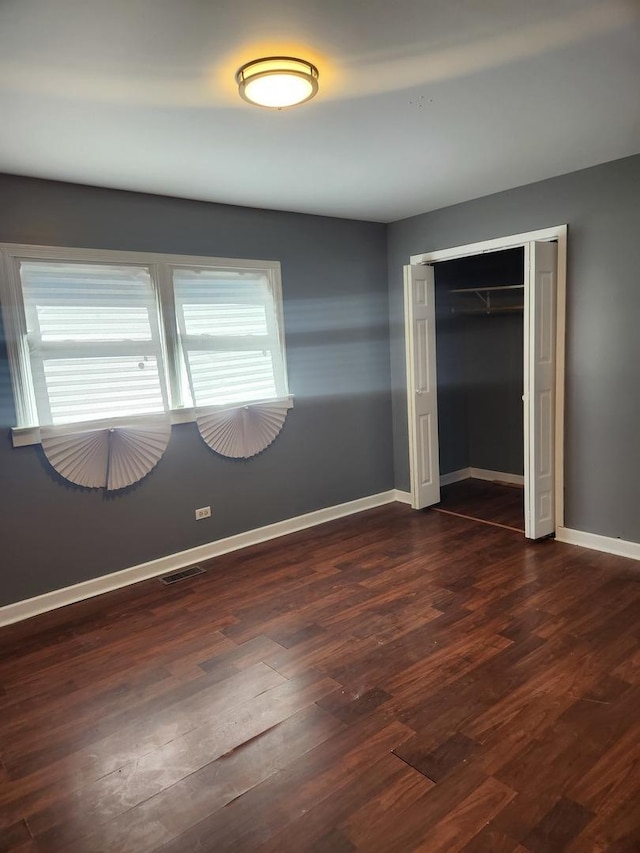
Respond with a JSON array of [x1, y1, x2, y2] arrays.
[[235, 56, 319, 109]]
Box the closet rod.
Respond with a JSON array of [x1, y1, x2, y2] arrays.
[[448, 284, 524, 294]]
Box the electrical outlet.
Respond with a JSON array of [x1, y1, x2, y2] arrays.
[[195, 506, 211, 520]]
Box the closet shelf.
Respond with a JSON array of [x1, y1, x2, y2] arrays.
[[453, 305, 523, 315], [449, 283, 524, 315]]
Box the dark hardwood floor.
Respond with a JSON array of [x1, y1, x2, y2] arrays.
[[436, 478, 525, 531], [2, 504, 640, 851]]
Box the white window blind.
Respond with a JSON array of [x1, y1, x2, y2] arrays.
[[172, 267, 287, 407], [19, 261, 167, 425]]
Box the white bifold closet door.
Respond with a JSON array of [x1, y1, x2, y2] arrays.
[[524, 241, 557, 539], [405, 243, 557, 539], [404, 264, 440, 510]]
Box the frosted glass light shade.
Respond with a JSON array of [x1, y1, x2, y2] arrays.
[[41, 417, 171, 490], [197, 399, 289, 458], [236, 57, 319, 108]]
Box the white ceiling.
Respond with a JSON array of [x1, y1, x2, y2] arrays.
[[0, 0, 639, 222]]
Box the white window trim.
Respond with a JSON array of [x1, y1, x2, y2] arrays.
[[0, 243, 293, 447]]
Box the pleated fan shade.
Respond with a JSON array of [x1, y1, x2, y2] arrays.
[[40, 418, 171, 490], [196, 399, 289, 458]]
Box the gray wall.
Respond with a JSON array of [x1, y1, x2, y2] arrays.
[[388, 153, 640, 542], [434, 313, 524, 478], [433, 312, 469, 475], [465, 313, 524, 475], [0, 175, 392, 606]]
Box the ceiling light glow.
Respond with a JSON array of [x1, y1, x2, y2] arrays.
[[236, 57, 319, 109]]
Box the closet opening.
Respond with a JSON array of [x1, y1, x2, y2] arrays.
[[432, 248, 525, 532], [404, 225, 566, 540]]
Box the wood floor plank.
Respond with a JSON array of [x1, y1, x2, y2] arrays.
[[53, 704, 345, 853], [253, 753, 412, 852], [3, 660, 285, 782], [522, 796, 594, 852], [156, 717, 414, 852], [0, 662, 286, 828], [0, 818, 32, 851], [435, 478, 524, 530], [317, 685, 393, 725], [340, 761, 434, 848], [3, 503, 640, 850], [28, 671, 340, 845], [350, 763, 494, 852], [459, 825, 523, 852], [415, 774, 517, 852], [394, 731, 479, 783]]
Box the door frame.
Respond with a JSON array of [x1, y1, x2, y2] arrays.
[[407, 224, 568, 532]]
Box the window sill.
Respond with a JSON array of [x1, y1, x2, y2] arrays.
[[11, 395, 295, 448]]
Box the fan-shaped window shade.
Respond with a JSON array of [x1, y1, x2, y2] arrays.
[[197, 399, 289, 458], [40, 417, 171, 490], [19, 261, 167, 426], [173, 268, 287, 408]]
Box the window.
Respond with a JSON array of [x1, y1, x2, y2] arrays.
[[19, 261, 167, 426], [173, 267, 287, 407], [0, 245, 290, 442]]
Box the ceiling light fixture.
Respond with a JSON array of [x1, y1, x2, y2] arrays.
[[235, 56, 319, 109]]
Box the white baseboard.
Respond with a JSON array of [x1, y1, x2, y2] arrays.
[[469, 468, 524, 486], [392, 489, 412, 504], [439, 467, 524, 487], [0, 489, 402, 627], [440, 468, 471, 486], [556, 527, 640, 562]]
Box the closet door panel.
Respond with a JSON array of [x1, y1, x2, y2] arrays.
[[524, 241, 557, 539], [404, 264, 440, 509]]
